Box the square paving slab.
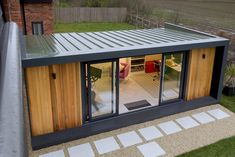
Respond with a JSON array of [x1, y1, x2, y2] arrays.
[[137, 141, 166, 157], [158, 121, 182, 135], [192, 112, 215, 124], [39, 150, 65, 157], [68, 143, 95, 157], [28, 104, 235, 157], [138, 126, 163, 141], [94, 137, 120, 154], [176, 116, 200, 129], [117, 131, 143, 147], [207, 108, 230, 120]]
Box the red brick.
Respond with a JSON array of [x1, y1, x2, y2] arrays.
[[2, 0, 23, 28], [24, 3, 53, 35]]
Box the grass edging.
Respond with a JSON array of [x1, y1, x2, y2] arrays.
[[177, 136, 235, 157]]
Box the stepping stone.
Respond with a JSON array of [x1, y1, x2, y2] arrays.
[[137, 141, 166, 157], [158, 121, 182, 135], [94, 137, 120, 154], [207, 108, 230, 120], [192, 112, 215, 124], [39, 150, 65, 157], [138, 126, 163, 141], [176, 116, 200, 129], [68, 143, 95, 157], [117, 131, 143, 147]]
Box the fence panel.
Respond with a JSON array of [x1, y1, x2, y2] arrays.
[[54, 7, 127, 23]]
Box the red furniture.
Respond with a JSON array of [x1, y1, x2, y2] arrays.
[[145, 61, 156, 73]]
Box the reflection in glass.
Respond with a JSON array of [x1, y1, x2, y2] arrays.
[[89, 62, 116, 118], [162, 53, 183, 101]]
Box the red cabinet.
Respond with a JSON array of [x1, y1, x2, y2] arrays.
[[145, 61, 156, 73]]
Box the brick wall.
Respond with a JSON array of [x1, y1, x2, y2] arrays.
[[24, 3, 53, 35], [2, 0, 23, 28]]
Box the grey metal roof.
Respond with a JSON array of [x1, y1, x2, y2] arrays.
[[22, 23, 229, 67]]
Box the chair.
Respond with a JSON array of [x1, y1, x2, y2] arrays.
[[153, 60, 161, 81], [90, 66, 102, 82], [88, 66, 102, 111], [119, 63, 130, 79]]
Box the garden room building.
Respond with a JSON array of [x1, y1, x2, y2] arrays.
[[22, 23, 229, 149]]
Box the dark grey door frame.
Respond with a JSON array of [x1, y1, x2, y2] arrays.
[[159, 51, 188, 105], [82, 58, 119, 122]]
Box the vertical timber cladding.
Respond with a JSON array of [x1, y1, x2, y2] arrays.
[[26, 66, 54, 136], [186, 47, 216, 100], [26, 62, 82, 136]]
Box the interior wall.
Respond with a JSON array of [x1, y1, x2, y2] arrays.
[[145, 54, 162, 61]]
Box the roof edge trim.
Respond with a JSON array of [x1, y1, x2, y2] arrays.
[[165, 23, 219, 38]]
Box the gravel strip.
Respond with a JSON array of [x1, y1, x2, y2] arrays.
[[26, 103, 235, 157]]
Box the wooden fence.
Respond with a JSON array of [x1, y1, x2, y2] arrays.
[[54, 7, 127, 23], [127, 14, 164, 29]]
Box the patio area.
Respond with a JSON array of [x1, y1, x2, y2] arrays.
[[26, 104, 235, 157]]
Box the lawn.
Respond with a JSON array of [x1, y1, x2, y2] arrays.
[[53, 22, 137, 33], [146, 0, 235, 31], [220, 95, 235, 113], [178, 136, 235, 157], [178, 95, 235, 157]]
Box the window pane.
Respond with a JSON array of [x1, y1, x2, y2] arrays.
[[32, 22, 43, 35], [162, 53, 183, 101], [89, 62, 116, 118]]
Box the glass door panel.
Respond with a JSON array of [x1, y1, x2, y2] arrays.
[[88, 61, 117, 119], [161, 53, 184, 102]]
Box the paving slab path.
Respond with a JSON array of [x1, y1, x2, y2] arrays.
[[26, 104, 235, 157]]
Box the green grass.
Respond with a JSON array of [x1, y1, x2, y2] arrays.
[[177, 95, 235, 157], [177, 136, 235, 157], [53, 22, 137, 33], [146, 0, 235, 30], [220, 95, 235, 113]]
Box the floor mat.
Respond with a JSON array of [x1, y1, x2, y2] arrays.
[[124, 100, 151, 110]]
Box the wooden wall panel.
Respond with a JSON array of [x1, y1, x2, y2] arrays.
[[49, 63, 82, 131], [186, 48, 215, 100], [26, 66, 54, 136], [26, 62, 82, 136]]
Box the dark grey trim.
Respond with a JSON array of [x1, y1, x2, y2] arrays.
[[21, 3, 27, 35], [85, 59, 119, 121], [160, 51, 187, 104], [179, 51, 187, 99], [182, 52, 190, 100], [0, 3, 6, 23], [210, 46, 229, 100], [218, 45, 229, 100], [31, 96, 218, 150], [165, 23, 217, 38], [159, 54, 164, 103], [116, 59, 120, 114], [0, 22, 26, 157], [22, 40, 229, 68], [80, 63, 87, 124], [0, 4, 4, 34]]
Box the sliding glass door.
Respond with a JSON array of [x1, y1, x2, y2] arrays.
[[87, 60, 118, 120], [160, 52, 185, 102]]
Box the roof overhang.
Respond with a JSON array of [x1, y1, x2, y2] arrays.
[[22, 23, 229, 67]]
